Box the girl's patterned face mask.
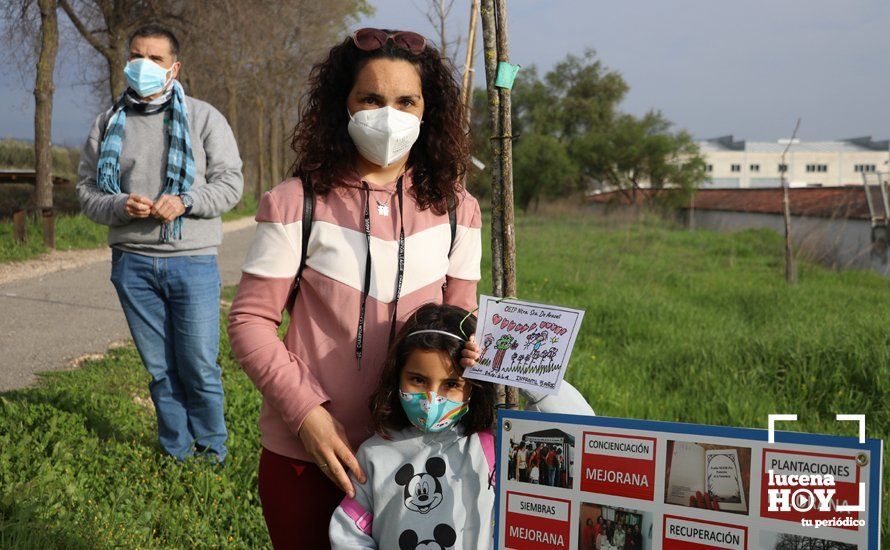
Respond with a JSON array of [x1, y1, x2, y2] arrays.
[[399, 390, 469, 433]]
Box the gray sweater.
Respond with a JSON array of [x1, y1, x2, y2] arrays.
[[329, 382, 594, 549], [330, 426, 495, 550], [76, 95, 243, 256]]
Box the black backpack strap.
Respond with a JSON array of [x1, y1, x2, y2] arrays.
[[285, 173, 314, 312], [442, 195, 458, 294], [447, 195, 457, 257], [298, 174, 314, 283]]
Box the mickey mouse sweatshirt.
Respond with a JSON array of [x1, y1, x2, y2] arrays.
[[329, 383, 594, 550]]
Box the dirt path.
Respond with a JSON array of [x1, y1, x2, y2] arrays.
[[0, 216, 256, 391]]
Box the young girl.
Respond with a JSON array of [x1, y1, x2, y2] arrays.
[[329, 303, 594, 549]]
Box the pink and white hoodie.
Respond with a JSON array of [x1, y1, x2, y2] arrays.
[[227, 172, 482, 460]]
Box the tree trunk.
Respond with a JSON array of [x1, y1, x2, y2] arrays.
[[782, 184, 796, 284], [460, 0, 479, 131], [35, 0, 59, 249], [438, 0, 447, 60], [480, 0, 506, 411], [270, 103, 281, 187], [255, 96, 267, 203], [480, 0, 503, 298], [107, 51, 126, 101], [494, 0, 518, 410], [780, 118, 800, 284], [495, 0, 517, 299], [57, 0, 127, 102], [226, 76, 238, 141], [282, 93, 295, 177], [280, 115, 290, 178], [481, 0, 521, 410]]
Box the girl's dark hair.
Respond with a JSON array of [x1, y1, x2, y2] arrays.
[[370, 303, 497, 436], [290, 31, 470, 216]]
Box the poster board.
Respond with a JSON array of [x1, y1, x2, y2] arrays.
[[494, 410, 883, 549]]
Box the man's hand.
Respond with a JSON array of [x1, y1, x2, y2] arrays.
[[150, 194, 186, 223], [124, 194, 154, 218]]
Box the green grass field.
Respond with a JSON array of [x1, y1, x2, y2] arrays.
[[0, 209, 886, 547], [0, 214, 108, 263], [0, 193, 258, 264]]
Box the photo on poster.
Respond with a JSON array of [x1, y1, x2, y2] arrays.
[[506, 428, 575, 489], [577, 501, 652, 550], [663, 440, 751, 514], [758, 531, 857, 549]]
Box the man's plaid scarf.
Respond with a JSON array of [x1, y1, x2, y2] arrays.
[[97, 80, 195, 242]]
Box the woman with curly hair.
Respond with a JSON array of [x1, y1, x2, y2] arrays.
[[228, 28, 593, 547], [226, 29, 483, 547]]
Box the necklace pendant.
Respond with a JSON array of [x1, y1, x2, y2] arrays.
[[377, 203, 390, 216]]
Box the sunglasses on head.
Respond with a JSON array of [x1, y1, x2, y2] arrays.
[[352, 28, 426, 55]]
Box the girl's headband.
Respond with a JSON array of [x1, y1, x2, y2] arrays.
[[406, 329, 465, 341]]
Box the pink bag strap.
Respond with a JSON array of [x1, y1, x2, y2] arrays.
[[478, 429, 496, 488], [340, 496, 373, 536]]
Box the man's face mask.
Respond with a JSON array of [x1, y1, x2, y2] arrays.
[[347, 106, 421, 167], [124, 58, 174, 98], [399, 390, 469, 433]]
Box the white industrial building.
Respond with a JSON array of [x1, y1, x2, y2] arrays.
[[698, 136, 889, 188]]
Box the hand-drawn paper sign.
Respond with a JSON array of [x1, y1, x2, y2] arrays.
[[464, 295, 585, 395]]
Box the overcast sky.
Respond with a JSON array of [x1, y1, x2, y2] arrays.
[[1, 0, 888, 146]]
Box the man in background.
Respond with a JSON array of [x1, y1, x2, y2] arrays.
[[76, 23, 243, 463]]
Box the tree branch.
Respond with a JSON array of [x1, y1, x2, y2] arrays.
[[58, 0, 111, 57]]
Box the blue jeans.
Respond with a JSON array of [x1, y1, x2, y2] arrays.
[[110, 249, 227, 461]]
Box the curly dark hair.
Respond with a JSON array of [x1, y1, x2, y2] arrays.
[[289, 30, 470, 216], [370, 303, 496, 437]]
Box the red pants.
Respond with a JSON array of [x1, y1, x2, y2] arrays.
[[258, 447, 344, 549]]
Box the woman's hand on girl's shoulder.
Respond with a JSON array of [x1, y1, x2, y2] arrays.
[[298, 405, 367, 497], [460, 335, 480, 368]]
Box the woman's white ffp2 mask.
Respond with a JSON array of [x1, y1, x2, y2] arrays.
[[347, 106, 421, 168]]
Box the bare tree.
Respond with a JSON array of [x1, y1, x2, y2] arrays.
[[58, 0, 180, 101], [2, 0, 60, 247], [460, 0, 479, 130], [180, 0, 370, 201], [480, 0, 518, 409], [416, 0, 461, 64], [10, 0, 368, 217], [780, 118, 801, 284], [34, 0, 59, 247]]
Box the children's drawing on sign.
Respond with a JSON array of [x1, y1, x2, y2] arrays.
[[492, 334, 519, 372], [464, 295, 585, 395], [476, 333, 496, 368]]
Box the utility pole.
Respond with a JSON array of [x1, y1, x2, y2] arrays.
[[480, 0, 518, 409]]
